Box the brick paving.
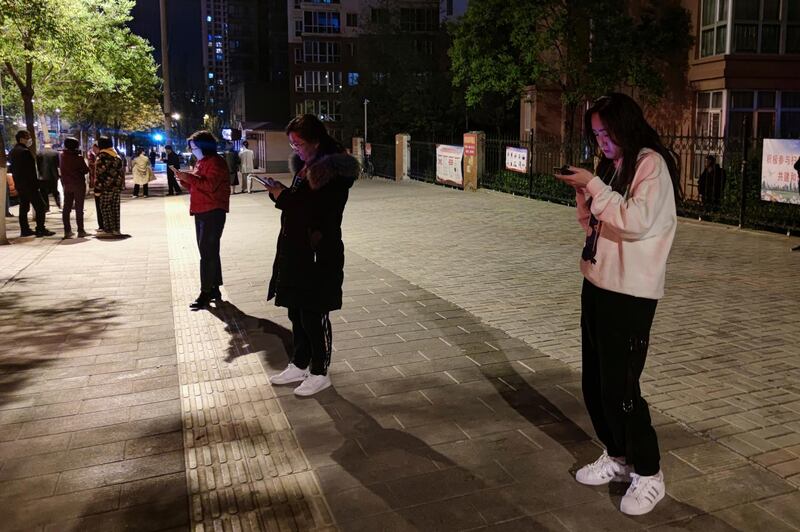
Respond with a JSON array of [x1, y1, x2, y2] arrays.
[[0, 175, 799, 530]]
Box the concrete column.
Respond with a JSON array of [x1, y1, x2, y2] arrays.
[[352, 137, 364, 165], [395, 133, 410, 181], [463, 131, 484, 191]]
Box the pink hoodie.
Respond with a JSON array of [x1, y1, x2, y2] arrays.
[[576, 148, 677, 300]]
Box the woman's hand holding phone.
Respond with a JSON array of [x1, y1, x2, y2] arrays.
[[554, 165, 594, 189]]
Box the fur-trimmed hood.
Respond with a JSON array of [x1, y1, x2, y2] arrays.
[[290, 152, 359, 190]]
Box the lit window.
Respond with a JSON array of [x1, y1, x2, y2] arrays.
[[207, 15, 212, 22], [208, 72, 214, 79]]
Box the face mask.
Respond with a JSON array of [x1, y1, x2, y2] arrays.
[[24, 138, 33, 147], [191, 148, 204, 160]]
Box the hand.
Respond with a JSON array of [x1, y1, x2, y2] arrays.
[[265, 179, 286, 198], [554, 166, 594, 189]]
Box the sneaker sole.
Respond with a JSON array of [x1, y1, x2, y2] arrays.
[[293, 380, 332, 396], [270, 375, 308, 385], [575, 471, 632, 486]]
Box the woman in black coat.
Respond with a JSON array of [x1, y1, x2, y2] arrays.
[[264, 115, 358, 396]]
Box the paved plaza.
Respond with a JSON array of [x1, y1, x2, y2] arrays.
[[1, 173, 799, 531]]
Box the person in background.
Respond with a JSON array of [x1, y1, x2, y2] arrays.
[[238, 140, 254, 193], [37, 142, 61, 211], [88, 143, 103, 232], [131, 149, 154, 197], [148, 148, 157, 168], [8, 130, 54, 237], [59, 137, 90, 239], [163, 145, 183, 195], [224, 142, 241, 195], [94, 136, 125, 237], [555, 93, 681, 516], [697, 154, 725, 207], [265, 114, 358, 397], [174, 130, 230, 309]]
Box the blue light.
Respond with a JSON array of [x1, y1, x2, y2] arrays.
[[152, 133, 164, 142], [207, 16, 212, 22]]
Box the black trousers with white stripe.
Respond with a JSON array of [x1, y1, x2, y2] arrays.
[[288, 308, 332, 376]]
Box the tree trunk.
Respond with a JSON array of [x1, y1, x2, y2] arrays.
[[0, 126, 8, 244], [39, 113, 50, 144]]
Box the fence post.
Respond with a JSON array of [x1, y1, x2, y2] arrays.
[[395, 133, 410, 181], [462, 131, 484, 191], [528, 129, 535, 198], [738, 120, 749, 228]]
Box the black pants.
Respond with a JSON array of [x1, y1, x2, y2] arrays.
[[194, 209, 226, 294], [94, 194, 104, 230], [167, 174, 182, 195], [62, 190, 85, 234], [39, 180, 60, 208], [18, 189, 47, 233], [288, 308, 332, 376], [132, 184, 149, 197], [581, 279, 660, 476]]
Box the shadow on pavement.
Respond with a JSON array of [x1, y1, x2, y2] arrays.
[[206, 300, 293, 366], [315, 389, 534, 530], [0, 293, 120, 408]]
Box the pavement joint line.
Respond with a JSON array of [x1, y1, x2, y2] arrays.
[[164, 200, 333, 530]]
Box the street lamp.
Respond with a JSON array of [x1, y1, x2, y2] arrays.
[[171, 112, 180, 120], [363, 99, 369, 146], [55, 108, 61, 145]]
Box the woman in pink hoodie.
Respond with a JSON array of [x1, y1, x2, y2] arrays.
[[556, 93, 681, 517]]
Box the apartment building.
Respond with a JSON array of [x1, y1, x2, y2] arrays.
[[287, 0, 446, 137], [688, 0, 800, 138]]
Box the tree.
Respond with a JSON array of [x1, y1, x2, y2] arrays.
[[0, 0, 161, 150], [338, 1, 461, 143], [449, 0, 693, 140]]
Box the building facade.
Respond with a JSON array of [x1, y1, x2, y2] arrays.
[[687, 0, 800, 139]]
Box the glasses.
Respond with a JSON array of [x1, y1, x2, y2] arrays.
[[289, 140, 307, 151]]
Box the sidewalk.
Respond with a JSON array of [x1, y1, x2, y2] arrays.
[[0, 174, 799, 530]]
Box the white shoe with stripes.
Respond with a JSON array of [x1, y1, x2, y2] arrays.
[[620, 470, 665, 515]]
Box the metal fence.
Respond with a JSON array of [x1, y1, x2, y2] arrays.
[[370, 142, 395, 178], [368, 132, 799, 235]]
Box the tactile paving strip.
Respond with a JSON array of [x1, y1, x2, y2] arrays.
[[165, 200, 334, 531]]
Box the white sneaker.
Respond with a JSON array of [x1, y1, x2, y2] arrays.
[[293, 374, 331, 396], [270, 363, 309, 385], [575, 451, 632, 486], [620, 471, 665, 515]]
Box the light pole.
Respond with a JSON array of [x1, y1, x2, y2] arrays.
[[363, 99, 369, 146], [159, 0, 172, 141], [55, 108, 61, 146]]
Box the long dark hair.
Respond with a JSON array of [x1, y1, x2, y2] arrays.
[[585, 93, 682, 202], [286, 114, 344, 159]]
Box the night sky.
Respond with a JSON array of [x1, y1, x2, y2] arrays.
[[129, 0, 203, 110]]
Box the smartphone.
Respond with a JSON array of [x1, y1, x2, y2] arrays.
[[553, 165, 575, 175], [254, 176, 276, 187]]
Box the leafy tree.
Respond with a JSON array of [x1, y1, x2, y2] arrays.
[[449, 0, 693, 140], [0, 0, 162, 149]]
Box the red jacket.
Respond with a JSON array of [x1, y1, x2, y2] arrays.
[[59, 149, 90, 193], [179, 154, 230, 215]]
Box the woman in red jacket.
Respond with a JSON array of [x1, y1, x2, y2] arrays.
[[59, 137, 90, 238], [173, 130, 231, 309]]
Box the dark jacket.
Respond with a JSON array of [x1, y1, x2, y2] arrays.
[[164, 151, 181, 179], [8, 143, 39, 194], [224, 150, 240, 176], [37, 148, 60, 182], [268, 152, 358, 312], [94, 150, 125, 193], [698, 164, 726, 204], [179, 153, 230, 215], [59, 149, 89, 193]]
